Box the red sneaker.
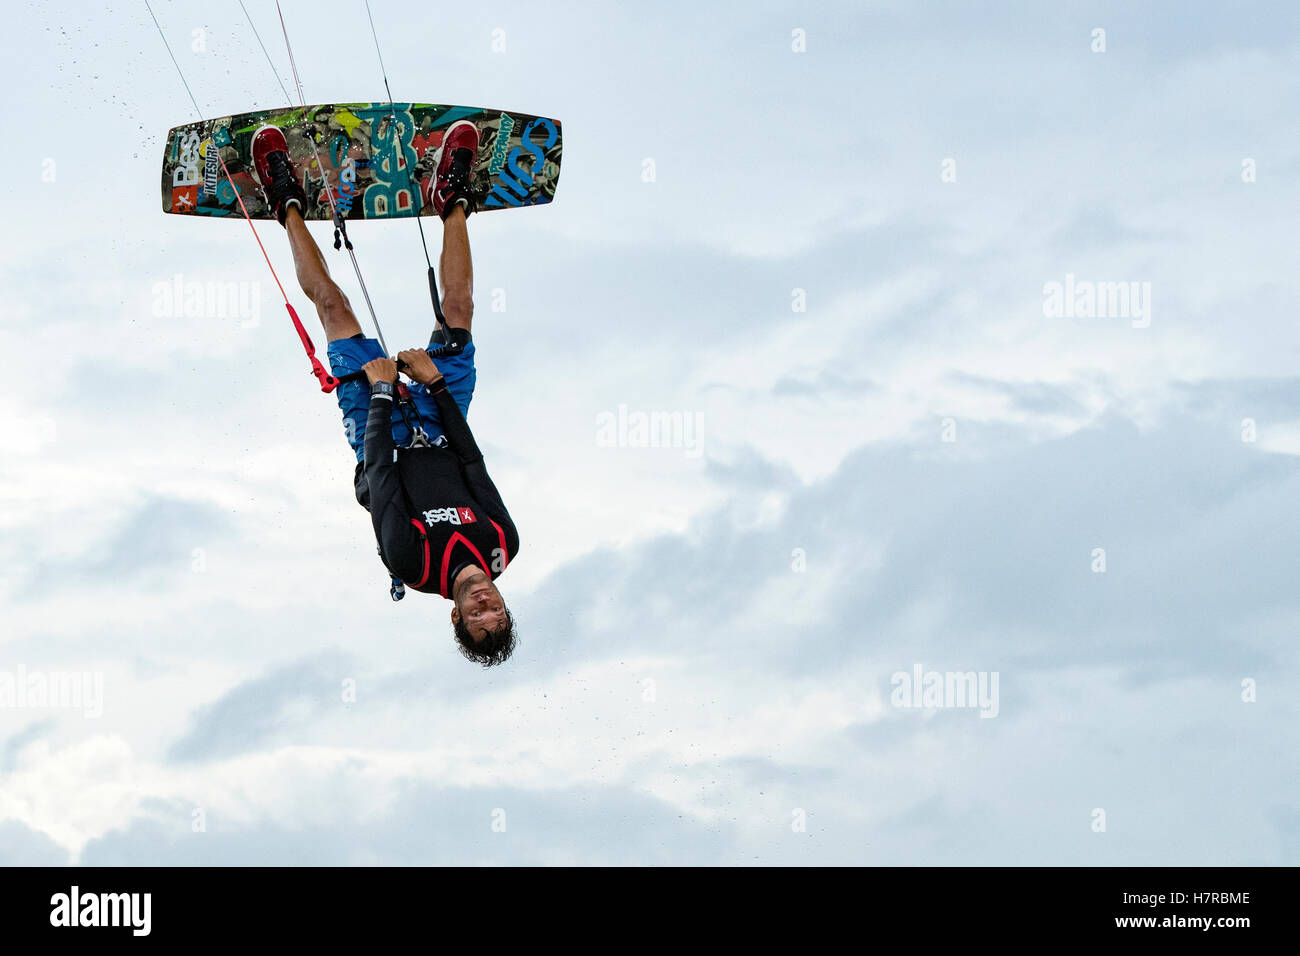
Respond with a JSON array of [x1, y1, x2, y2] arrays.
[[422, 120, 479, 220], [251, 125, 307, 226]]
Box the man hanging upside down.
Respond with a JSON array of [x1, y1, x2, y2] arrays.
[[250, 120, 519, 667]]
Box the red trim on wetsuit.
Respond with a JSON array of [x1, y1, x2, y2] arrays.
[[409, 519, 431, 588], [439, 532, 491, 598]]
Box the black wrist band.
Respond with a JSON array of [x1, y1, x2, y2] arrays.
[[371, 381, 395, 397]]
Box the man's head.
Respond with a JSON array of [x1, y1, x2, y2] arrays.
[[450, 569, 516, 666]]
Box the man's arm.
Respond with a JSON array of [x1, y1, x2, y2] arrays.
[[398, 350, 520, 561], [429, 381, 520, 560], [397, 349, 482, 464], [361, 359, 426, 582]]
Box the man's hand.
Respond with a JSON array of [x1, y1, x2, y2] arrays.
[[363, 357, 399, 385], [398, 348, 444, 387]]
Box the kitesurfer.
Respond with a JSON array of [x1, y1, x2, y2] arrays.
[[250, 120, 518, 666]]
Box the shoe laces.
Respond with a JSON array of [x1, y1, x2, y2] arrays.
[[267, 151, 296, 188], [444, 147, 473, 191]]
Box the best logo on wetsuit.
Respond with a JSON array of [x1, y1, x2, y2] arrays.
[[423, 506, 477, 527]]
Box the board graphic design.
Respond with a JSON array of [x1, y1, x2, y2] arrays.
[[161, 103, 562, 220]]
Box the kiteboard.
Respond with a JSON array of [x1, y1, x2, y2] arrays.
[[161, 102, 562, 220]]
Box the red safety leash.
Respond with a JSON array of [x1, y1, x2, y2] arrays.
[[213, 148, 340, 393], [146, 0, 339, 393]]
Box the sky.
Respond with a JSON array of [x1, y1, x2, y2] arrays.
[[0, 0, 1297, 865]]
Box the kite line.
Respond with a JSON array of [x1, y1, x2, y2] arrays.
[[272, 0, 391, 355], [147, 1, 465, 391], [363, 0, 448, 330], [144, 0, 340, 391]]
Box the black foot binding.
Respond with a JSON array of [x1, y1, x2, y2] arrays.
[[265, 152, 308, 227], [251, 125, 308, 227], [424, 121, 481, 221]]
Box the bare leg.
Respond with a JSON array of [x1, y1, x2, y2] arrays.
[[283, 206, 363, 342], [439, 206, 474, 331]]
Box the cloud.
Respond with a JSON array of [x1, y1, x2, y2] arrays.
[[6, 403, 1298, 866], [79, 783, 742, 866], [2, 719, 56, 773], [773, 370, 878, 399], [1048, 208, 1170, 254], [0, 819, 70, 865], [166, 651, 355, 764], [17, 494, 238, 599], [943, 371, 1090, 419]]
